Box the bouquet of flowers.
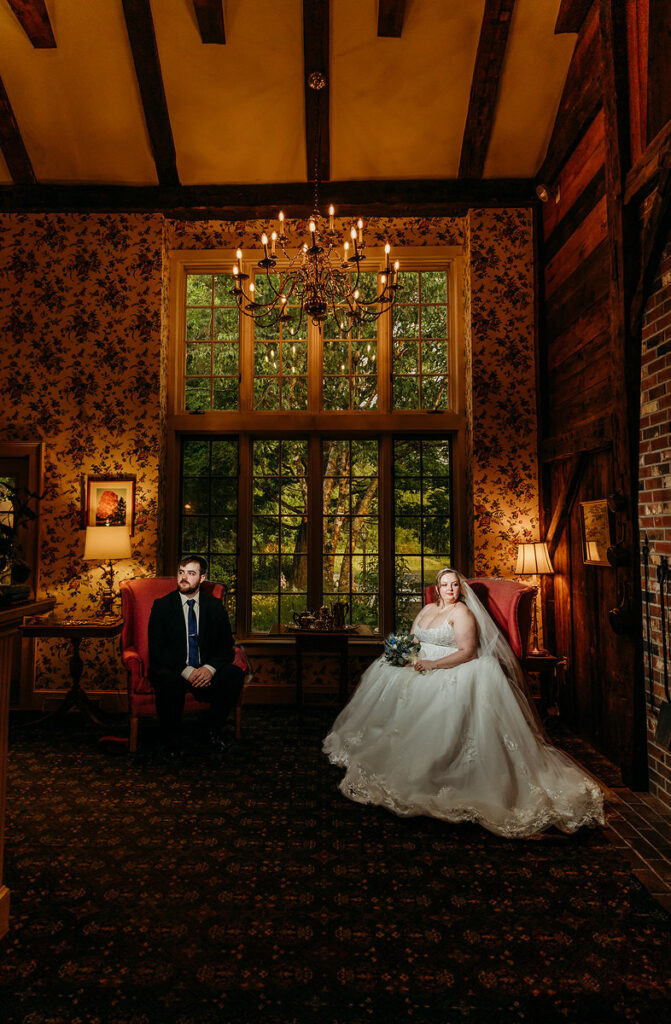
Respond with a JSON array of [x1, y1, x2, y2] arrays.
[[383, 632, 421, 666]]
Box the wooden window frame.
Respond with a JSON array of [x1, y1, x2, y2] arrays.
[[166, 248, 467, 643]]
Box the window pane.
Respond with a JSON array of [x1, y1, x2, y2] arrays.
[[392, 268, 450, 410], [253, 273, 308, 410], [393, 438, 452, 631], [179, 438, 239, 628], [322, 440, 379, 630], [184, 273, 239, 409], [252, 439, 308, 631]]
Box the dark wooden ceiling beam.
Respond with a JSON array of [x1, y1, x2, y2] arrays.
[[0, 74, 36, 184], [303, 0, 330, 183], [6, 0, 56, 48], [458, 0, 515, 179], [193, 1, 225, 44], [554, 0, 592, 34], [378, 0, 406, 37], [0, 177, 536, 216], [121, 0, 179, 187]]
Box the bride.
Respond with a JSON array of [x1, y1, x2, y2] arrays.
[[323, 568, 605, 838]]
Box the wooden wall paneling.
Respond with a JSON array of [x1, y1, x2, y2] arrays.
[[598, 0, 647, 787], [547, 376, 614, 441], [546, 327, 611, 399], [539, 4, 602, 187], [646, 0, 671, 146], [544, 237, 610, 342], [625, 0, 648, 165], [543, 110, 606, 241], [549, 459, 577, 718], [541, 413, 612, 464], [543, 167, 606, 265], [544, 194, 608, 297], [545, 299, 610, 373]]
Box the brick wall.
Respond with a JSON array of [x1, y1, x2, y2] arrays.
[[639, 228, 671, 807]]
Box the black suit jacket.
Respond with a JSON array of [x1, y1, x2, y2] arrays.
[[148, 588, 235, 684]]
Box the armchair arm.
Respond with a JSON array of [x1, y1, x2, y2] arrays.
[[233, 644, 254, 684], [122, 647, 145, 685]]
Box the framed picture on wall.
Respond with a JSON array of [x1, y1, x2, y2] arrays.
[[85, 475, 136, 535], [580, 499, 613, 566]]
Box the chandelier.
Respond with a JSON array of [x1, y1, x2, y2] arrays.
[[232, 207, 400, 336]]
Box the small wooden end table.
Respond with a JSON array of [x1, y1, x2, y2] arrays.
[[20, 616, 124, 726], [294, 629, 353, 710]]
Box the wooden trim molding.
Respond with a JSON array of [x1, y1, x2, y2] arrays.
[[0, 178, 536, 215]]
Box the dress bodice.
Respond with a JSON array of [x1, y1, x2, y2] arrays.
[[413, 622, 457, 648]]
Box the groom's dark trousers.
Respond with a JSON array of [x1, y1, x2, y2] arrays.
[[148, 588, 243, 747]]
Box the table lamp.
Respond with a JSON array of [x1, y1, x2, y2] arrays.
[[84, 525, 131, 616], [515, 541, 554, 654]]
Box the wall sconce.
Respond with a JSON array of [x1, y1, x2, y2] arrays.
[[516, 542, 554, 654], [84, 525, 131, 617], [535, 182, 561, 204]]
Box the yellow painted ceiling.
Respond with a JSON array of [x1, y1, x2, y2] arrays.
[[0, 0, 576, 187]]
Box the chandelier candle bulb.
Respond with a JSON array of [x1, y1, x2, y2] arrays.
[[232, 196, 399, 332]]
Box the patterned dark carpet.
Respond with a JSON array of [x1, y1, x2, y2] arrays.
[[1, 708, 669, 1024]]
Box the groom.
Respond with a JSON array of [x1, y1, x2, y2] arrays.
[[148, 555, 244, 759]]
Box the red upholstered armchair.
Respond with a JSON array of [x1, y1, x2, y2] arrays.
[[423, 577, 536, 660], [120, 577, 253, 752]]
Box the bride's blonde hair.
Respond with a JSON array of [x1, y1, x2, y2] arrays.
[[434, 567, 464, 608]]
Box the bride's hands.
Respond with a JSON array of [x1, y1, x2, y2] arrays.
[[413, 659, 433, 673]]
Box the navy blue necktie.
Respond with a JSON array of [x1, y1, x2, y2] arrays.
[[187, 599, 199, 667]]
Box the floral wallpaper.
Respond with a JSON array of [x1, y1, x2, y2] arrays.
[[0, 209, 537, 699], [468, 208, 539, 575], [0, 213, 165, 695]]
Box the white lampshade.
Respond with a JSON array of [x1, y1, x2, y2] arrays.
[[84, 526, 131, 561], [515, 541, 554, 575]]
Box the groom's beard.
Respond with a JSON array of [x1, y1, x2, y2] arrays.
[[178, 581, 200, 596]]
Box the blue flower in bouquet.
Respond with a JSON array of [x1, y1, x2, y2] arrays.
[[384, 632, 421, 666]]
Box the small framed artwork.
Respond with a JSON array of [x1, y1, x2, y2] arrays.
[[580, 499, 613, 566], [85, 475, 136, 535]]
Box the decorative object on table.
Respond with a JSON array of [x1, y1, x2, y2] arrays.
[[83, 474, 136, 534], [84, 525, 131, 616], [383, 632, 421, 666], [231, 74, 399, 335], [579, 499, 614, 566], [290, 602, 353, 632], [515, 542, 554, 654], [655, 556, 671, 748], [0, 480, 40, 598]]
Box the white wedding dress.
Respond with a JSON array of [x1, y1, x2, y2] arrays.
[[323, 617, 605, 838]]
